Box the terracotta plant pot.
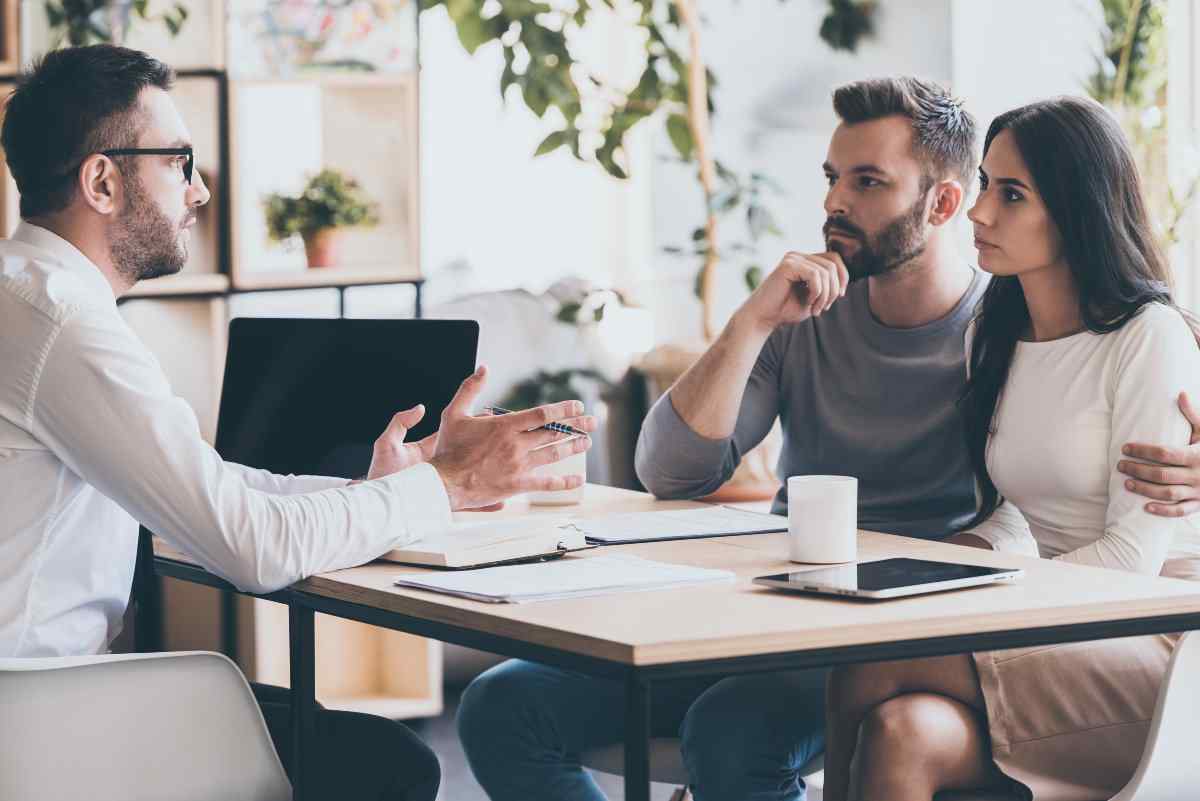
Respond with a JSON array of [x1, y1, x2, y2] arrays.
[[302, 228, 341, 268]]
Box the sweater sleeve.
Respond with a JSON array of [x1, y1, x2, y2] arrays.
[[635, 328, 785, 499], [1055, 305, 1200, 574]]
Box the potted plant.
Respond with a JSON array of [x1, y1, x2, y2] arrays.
[[44, 0, 189, 47], [422, 0, 876, 501], [263, 168, 380, 268]]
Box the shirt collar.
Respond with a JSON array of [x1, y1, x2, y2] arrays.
[[10, 221, 117, 302]]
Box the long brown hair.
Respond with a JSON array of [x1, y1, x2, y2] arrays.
[[960, 96, 1196, 528]]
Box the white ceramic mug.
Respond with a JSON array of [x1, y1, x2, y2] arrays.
[[527, 441, 587, 506], [787, 475, 858, 563]]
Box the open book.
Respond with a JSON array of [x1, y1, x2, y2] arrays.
[[381, 518, 591, 569]]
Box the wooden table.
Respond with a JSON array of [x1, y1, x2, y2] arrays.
[[153, 485, 1200, 801]]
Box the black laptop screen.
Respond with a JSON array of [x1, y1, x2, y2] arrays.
[[215, 318, 479, 479]]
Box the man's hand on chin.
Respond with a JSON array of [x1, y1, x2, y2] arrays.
[[1120, 392, 1200, 518]]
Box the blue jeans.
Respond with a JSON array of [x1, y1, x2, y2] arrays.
[[457, 659, 827, 801]]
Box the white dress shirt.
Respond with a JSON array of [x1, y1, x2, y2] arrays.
[[967, 304, 1200, 573], [0, 222, 451, 657]]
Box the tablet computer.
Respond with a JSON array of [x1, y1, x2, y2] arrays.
[[753, 558, 1022, 600]]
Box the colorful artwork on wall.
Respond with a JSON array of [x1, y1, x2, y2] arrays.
[[228, 0, 417, 76]]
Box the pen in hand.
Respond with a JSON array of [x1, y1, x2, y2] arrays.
[[484, 406, 589, 438]]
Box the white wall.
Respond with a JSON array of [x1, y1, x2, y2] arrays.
[[646, 0, 956, 343], [418, 4, 653, 300]]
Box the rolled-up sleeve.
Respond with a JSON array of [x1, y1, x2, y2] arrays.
[[635, 329, 783, 499], [30, 309, 451, 594]]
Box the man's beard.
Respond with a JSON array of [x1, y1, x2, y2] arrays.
[[823, 191, 930, 282], [109, 174, 190, 283]]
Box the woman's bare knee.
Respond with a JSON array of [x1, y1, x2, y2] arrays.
[[854, 693, 997, 800]]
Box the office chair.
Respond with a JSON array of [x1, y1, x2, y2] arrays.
[[0, 651, 291, 801]]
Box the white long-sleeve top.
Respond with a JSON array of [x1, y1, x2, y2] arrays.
[[967, 303, 1200, 574], [0, 223, 451, 657]]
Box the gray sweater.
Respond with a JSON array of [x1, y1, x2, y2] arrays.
[[635, 269, 990, 540]]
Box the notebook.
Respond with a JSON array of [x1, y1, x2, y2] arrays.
[[574, 506, 787, 545], [381, 518, 591, 569], [392, 553, 735, 603]]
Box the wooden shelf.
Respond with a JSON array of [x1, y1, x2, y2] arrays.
[[229, 78, 419, 288], [233, 72, 417, 89], [0, 0, 17, 74], [321, 695, 443, 719], [231, 264, 421, 292], [123, 272, 230, 299]]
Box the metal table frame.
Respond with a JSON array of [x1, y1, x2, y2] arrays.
[[152, 552, 1200, 801]]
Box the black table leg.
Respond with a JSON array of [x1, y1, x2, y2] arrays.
[[289, 604, 316, 801], [624, 672, 652, 801], [133, 527, 163, 652]]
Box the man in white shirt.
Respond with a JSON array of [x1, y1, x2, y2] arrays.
[[0, 44, 595, 800]]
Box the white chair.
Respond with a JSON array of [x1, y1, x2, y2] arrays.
[[585, 633, 1200, 801], [0, 651, 291, 801]]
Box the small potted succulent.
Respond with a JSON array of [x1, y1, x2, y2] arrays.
[[263, 168, 379, 268]]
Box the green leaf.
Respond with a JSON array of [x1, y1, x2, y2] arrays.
[[693, 266, 705, 299], [750, 172, 786, 195], [596, 142, 628, 179], [455, 13, 498, 54], [744, 265, 764, 291], [691, 227, 707, 242], [534, 129, 568, 157], [709, 188, 741, 215], [747, 205, 783, 240], [446, 0, 474, 21], [556, 302, 582, 323], [500, 58, 518, 100], [522, 79, 551, 117], [666, 114, 693, 161]]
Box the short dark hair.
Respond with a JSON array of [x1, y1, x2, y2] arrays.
[[1, 44, 174, 218], [832, 76, 977, 187]]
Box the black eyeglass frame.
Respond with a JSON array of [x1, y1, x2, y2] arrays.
[[100, 147, 195, 184]]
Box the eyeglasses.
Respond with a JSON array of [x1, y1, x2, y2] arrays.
[[100, 147, 195, 184]]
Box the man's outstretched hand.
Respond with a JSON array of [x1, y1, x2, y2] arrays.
[[430, 365, 598, 512], [366, 404, 438, 480], [1120, 392, 1200, 518]]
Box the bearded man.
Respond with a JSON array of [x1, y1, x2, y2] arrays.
[[455, 77, 1200, 801]]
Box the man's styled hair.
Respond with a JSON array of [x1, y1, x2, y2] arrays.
[[832, 77, 977, 188], [1, 44, 174, 218]]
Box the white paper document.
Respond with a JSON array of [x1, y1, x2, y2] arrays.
[[392, 553, 735, 603], [573, 506, 787, 544]]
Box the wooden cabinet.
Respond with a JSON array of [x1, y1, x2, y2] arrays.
[[0, 0, 440, 719]]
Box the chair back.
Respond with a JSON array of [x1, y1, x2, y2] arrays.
[[1110, 630, 1200, 801], [0, 651, 291, 801]]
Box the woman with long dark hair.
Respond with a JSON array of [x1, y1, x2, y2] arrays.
[[822, 96, 1200, 801]]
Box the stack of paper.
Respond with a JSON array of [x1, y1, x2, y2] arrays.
[[575, 506, 786, 544], [393, 554, 735, 603]]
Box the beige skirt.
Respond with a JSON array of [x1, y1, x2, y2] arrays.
[[972, 559, 1199, 801]]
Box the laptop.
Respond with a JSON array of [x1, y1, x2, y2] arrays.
[[215, 318, 479, 479], [753, 557, 1023, 600]]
